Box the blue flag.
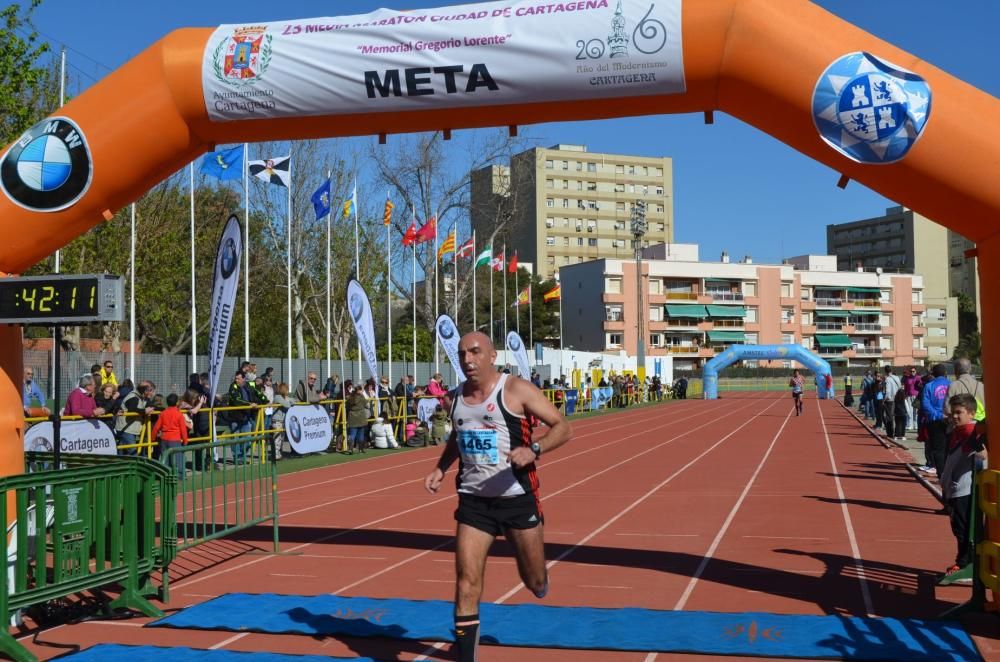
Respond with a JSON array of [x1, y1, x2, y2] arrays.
[[201, 145, 244, 181], [311, 179, 332, 220]]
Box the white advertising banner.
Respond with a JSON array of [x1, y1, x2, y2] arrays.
[[435, 314, 466, 383], [207, 215, 243, 406], [202, 0, 684, 122], [347, 279, 380, 385], [506, 331, 531, 378], [25, 420, 117, 455], [284, 405, 333, 454]]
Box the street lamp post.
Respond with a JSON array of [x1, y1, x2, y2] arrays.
[[631, 200, 648, 382]]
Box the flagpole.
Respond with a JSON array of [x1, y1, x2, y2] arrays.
[[503, 243, 508, 342], [412, 233, 417, 380], [529, 283, 534, 365], [51, 48, 66, 398], [287, 161, 293, 388], [326, 170, 332, 381], [434, 215, 439, 374], [130, 203, 136, 382], [489, 255, 494, 343], [386, 194, 393, 387], [515, 264, 520, 335], [472, 231, 477, 333], [243, 143, 250, 362], [453, 236, 458, 323], [353, 180, 361, 382], [559, 286, 564, 376], [190, 163, 197, 373]]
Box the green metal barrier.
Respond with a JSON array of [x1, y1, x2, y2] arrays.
[[159, 435, 278, 601], [1, 455, 175, 662]]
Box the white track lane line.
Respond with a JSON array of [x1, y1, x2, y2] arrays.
[[819, 401, 874, 616], [412, 395, 784, 661], [672, 406, 793, 611], [172, 398, 745, 593]]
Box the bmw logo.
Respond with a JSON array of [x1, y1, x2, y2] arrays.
[[508, 335, 521, 351], [439, 319, 455, 339], [220, 237, 238, 278], [1, 117, 93, 211], [350, 293, 364, 322], [813, 52, 931, 164], [287, 415, 301, 444]]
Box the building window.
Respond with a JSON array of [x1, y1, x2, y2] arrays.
[[587, 181, 597, 191], [588, 238, 598, 247], [563, 237, 570, 246], [745, 333, 758, 344], [562, 198, 570, 208], [575, 220, 582, 232], [545, 159, 553, 169], [563, 255, 571, 264], [655, 223, 665, 232], [628, 165, 636, 174], [614, 220, 626, 230], [577, 237, 584, 246], [546, 179, 554, 188], [546, 237, 555, 246], [880, 289, 891, 303], [562, 160, 569, 170], [614, 183, 625, 193], [781, 308, 794, 323], [649, 306, 663, 322], [545, 218, 554, 228], [607, 277, 622, 293], [615, 164, 624, 174], [587, 221, 596, 232], [562, 218, 571, 227], [546, 198, 554, 207], [880, 336, 894, 350], [649, 333, 662, 347], [587, 162, 596, 172], [547, 256, 556, 265], [655, 186, 664, 195], [743, 281, 757, 296], [576, 161, 583, 171], [605, 305, 623, 321], [782, 334, 794, 344], [612, 239, 625, 248], [562, 180, 569, 189], [801, 286, 811, 301], [912, 290, 922, 304], [655, 204, 664, 213], [576, 180, 583, 191], [780, 283, 792, 297], [746, 307, 758, 323], [801, 313, 811, 325], [608, 333, 623, 348], [616, 202, 626, 212], [649, 279, 662, 295]]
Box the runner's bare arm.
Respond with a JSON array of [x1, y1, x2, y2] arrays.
[[425, 427, 459, 494], [509, 377, 572, 457]]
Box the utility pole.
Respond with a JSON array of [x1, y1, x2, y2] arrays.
[[631, 200, 648, 382]]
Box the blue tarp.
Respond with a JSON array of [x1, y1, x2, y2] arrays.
[[64, 644, 374, 661], [149, 594, 979, 661]]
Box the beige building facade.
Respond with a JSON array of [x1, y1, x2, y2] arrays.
[[471, 144, 674, 280], [825, 205, 968, 363], [559, 245, 929, 372]]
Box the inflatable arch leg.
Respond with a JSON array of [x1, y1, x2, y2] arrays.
[[702, 344, 833, 400]]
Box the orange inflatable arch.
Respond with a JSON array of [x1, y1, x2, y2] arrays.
[[0, 0, 998, 585]]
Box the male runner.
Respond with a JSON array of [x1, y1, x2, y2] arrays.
[[425, 332, 572, 662], [790, 369, 805, 415]]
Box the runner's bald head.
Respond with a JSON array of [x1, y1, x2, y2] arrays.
[[458, 332, 496, 384], [459, 331, 494, 353]]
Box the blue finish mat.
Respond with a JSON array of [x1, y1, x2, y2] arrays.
[[63, 644, 375, 661], [148, 593, 981, 661]]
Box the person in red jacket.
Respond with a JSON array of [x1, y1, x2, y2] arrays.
[[152, 393, 189, 479], [426, 372, 448, 404]]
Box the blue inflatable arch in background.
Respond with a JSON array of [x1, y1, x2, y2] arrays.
[[702, 344, 834, 400]]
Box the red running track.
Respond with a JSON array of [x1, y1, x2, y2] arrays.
[[17, 395, 1000, 660]]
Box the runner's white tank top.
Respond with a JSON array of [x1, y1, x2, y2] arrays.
[[451, 374, 536, 498]]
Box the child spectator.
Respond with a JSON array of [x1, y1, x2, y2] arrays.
[[431, 404, 449, 446], [940, 393, 987, 580], [371, 417, 399, 449], [151, 393, 189, 480], [407, 420, 431, 447]]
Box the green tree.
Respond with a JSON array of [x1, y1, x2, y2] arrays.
[[0, 1, 59, 144], [954, 290, 979, 339], [953, 331, 981, 364], [381, 323, 434, 362]]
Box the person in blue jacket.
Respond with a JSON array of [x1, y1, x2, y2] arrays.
[[920, 363, 951, 477]]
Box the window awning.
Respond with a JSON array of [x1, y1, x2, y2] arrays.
[[706, 305, 746, 318], [814, 310, 850, 318], [665, 304, 707, 318], [707, 331, 746, 342], [846, 286, 881, 294], [814, 334, 852, 348]]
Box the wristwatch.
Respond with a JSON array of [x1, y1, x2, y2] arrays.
[[530, 442, 542, 459]]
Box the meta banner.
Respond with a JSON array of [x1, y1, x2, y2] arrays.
[[207, 215, 243, 406], [284, 405, 333, 454], [347, 278, 380, 385], [505, 331, 530, 378], [436, 314, 466, 383], [202, 0, 684, 121], [24, 420, 117, 456]]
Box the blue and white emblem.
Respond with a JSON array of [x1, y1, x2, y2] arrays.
[[1, 117, 93, 211], [813, 52, 931, 164]]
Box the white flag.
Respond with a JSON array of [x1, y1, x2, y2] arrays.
[[207, 215, 243, 405], [347, 279, 379, 385], [436, 314, 465, 383], [506, 331, 531, 378], [248, 155, 290, 187]]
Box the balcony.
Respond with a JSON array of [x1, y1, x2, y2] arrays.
[[665, 345, 700, 355], [817, 348, 846, 357], [847, 298, 882, 309], [912, 303, 926, 313], [712, 319, 745, 329], [800, 300, 817, 311], [913, 348, 929, 358], [664, 291, 698, 300], [912, 327, 927, 336], [707, 291, 744, 302], [816, 322, 847, 332], [853, 322, 882, 332], [815, 298, 843, 307], [855, 346, 882, 356]]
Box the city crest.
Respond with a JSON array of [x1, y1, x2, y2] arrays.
[[213, 26, 272, 87]]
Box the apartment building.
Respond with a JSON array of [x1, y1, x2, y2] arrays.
[[560, 245, 928, 372], [826, 205, 970, 361], [470, 144, 674, 280]]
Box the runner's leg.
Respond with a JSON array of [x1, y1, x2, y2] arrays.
[[454, 523, 493, 662], [506, 524, 548, 597]]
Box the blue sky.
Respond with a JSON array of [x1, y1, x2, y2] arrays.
[[24, 0, 1000, 265]]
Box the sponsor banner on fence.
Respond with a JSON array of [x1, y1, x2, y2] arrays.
[[24, 420, 117, 455], [505, 331, 531, 378], [202, 0, 684, 122], [284, 405, 332, 454], [347, 278, 380, 385], [207, 215, 243, 405], [435, 314, 466, 383]]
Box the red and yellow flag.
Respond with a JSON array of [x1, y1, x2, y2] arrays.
[[543, 284, 561, 302], [382, 193, 394, 226], [437, 228, 456, 261]]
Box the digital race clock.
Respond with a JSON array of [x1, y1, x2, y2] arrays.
[[0, 274, 123, 325]]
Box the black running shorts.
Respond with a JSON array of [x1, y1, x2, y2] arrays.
[[455, 492, 543, 537]]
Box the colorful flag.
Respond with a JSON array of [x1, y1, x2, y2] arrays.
[[414, 216, 436, 244], [382, 193, 394, 226], [512, 287, 529, 307], [491, 250, 505, 272], [457, 238, 475, 259], [508, 252, 519, 273], [311, 179, 331, 220], [342, 180, 357, 219], [437, 228, 456, 261], [200, 145, 244, 181], [543, 284, 561, 302], [248, 155, 290, 187], [474, 246, 492, 267], [402, 222, 418, 246]]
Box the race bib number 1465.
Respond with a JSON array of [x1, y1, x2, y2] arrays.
[[459, 429, 499, 465]]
